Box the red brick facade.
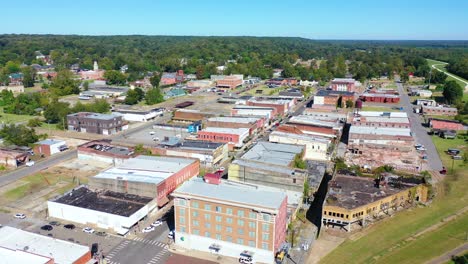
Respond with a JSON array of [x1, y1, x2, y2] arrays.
[[429, 119, 464, 131]]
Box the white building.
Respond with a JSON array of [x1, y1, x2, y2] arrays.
[[34, 139, 66, 156], [112, 108, 164, 122], [269, 131, 331, 160]]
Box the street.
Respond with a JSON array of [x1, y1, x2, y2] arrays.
[[395, 80, 443, 171]]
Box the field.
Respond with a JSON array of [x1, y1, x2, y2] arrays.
[[360, 106, 399, 112], [320, 135, 468, 264], [0, 108, 35, 124], [426, 59, 468, 102], [240, 84, 284, 96]]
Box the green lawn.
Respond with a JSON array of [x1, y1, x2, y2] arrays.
[[240, 84, 285, 96], [0, 111, 35, 124], [361, 106, 399, 112], [426, 59, 468, 92], [320, 135, 468, 264]]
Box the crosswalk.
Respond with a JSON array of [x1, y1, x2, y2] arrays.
[[105, 240, 130, 263], [132, 237, 168, 248], [105, 238, 169, 264], [147, 248, 168, 264]]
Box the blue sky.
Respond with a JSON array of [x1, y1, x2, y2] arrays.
[[2, 0, 467, 40]]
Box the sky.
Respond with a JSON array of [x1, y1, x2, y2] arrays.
[[2, 0, 468, 40]]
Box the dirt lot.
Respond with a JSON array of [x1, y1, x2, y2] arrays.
[[156, 93, 234, 115]]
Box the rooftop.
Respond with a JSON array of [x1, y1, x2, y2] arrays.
[[270, 131, 331, 143], [179, 140, 224, 150], [241, 141, 303, 167], [325, 174, 422, 209], [422, 105, 458, 111], [331, 78, 356, 83], [289, 115, 342, 129], [113, 108, 164, 115], [202, 127, 250, 135], [0, 246, 52, 264], [35, 139, 65, 146], [78, 140, 134, 157], [93, 155, 195, 185], [51, 186, 152, 217], [0, 226, 89, 264], [207, 116, 260, 124], [351, 116, 410, 124], [356, 111, 408, 118], [233, 105, 275, 110], [349, 126, 412, 136], [173, 178, 286, 210], [361, 93, 399, 98], [67, 112, 120, 120], [316, 89, 355, 97]]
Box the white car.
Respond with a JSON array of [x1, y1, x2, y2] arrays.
[[82, 227, 95, 234], [14, 213, 26, 219], [142, 226, 155, 233], [168, 230, 174, 239], [25, 161, 35, 167], [151, 220, 163, 227]]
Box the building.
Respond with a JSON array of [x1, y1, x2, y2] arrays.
[[77, 140, 135, 164], [79, 62, 105, 80], [421, 105, 458, 116], [359, 93, 400, 103], [350, 113, 410, 129], [173, 109, 215, 122], [205, 116, 265, 135], [197, 127, 250, 150], [164, 88, 186, 99], [228, 142, 307, 193], [216, 76, 244, 90], [0, 148, 29, 168], [112, 108, 164, 122], [48, 186, 157, 235], [187, 80, 213, 89], [302, 108, 348, 122], [416, 99, 437, 107], [33, 139, 67, 157], [429, 118, 465, 131], [155, 139, 228, 167], [265, 78, 298, 87], [246, 98, 293, 116], [269, 130, 331, 160], [288, 115, 343, 134], [278, 88, 304, 100], [322, 174, 428, 232], [330, 78, 356, 92], [161, 70, 184, 86], [0, 225, 91, 264], [67, 112, 127, 135], [172, 177, 288, 264], [88, 155, 200, 205], [231, 106, 277, 120], [313, 89, 355, 107]]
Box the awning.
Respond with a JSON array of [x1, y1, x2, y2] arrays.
[[209, 244, 221, 251], [240, 250, 254, 257]]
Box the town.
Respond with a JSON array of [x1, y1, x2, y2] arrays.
[[0, 8, 467, 264]]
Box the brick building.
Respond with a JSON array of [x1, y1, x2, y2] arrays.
[[246, 99, 292, 116], [0, 148, 29, 168], [231, 106, 277, 120], [269, 130, 331, 161], [197, 127, 250, 150], [33, 139, 67, 157], [77, 140, 135, 164], [265, 78, 298, 86], [216, 76, 243, 89], [350, 114, 410, 129], [173, 109, 215, 122], [359, 93, 400, 103], [330, 78, 356, 92], [205, 116, 265, 135], [67, 112, 127, 135], [429, 118, 464, 131], [421, 105, 458, 116], [313, 89, 355, 106], [161, 70, 185, 86], [172, 177, 288, 264]]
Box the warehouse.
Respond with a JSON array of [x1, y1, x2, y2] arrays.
[[77, 140, 135, 164], [33, 139, 67, 157]]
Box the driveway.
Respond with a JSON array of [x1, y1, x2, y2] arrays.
[[396, 80, 443, 171]]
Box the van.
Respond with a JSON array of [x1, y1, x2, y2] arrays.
[[453, 155, 462, 160]]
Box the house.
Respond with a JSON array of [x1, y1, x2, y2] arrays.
[[197, 127, 250, 150], [33, 139, 67, 157], [172, 177, 288, 264], [8, 73, 23, 85], [330, 78, 356, 92], [67, 112, 127, 135], [429, 118, 464, 131], [421, 105, 458, 116]]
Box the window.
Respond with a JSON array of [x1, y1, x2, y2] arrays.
[[193, 220, 199, 226], [215, 234, 222, 240], [238, 219, 244, 226], [226, 208, 233, 215], [205, 231, 211, 238], [249, 231, 255, 238], [180, 227, 186, 233], [216, 224, 222, 231], [179, 208, 185, 215], [249, 240, 255, 247], [249, 212, 256, 219], [215, 206, 222, 213], [238, 228, 244, 235], [226, 236, 232, 242], [204, 214, 211, 221], [179, 217, 185, 224], [192, 201, 199, 208], [215, 215, 222, 222], [237, 238, 244, 245], [248, 221, 255, 229], [226, 226, 233, 233], [262, 233, 269, 240], [293, 178, 296, 184], [205, 222, 211, 228], [262, 213, 271, 221], [204, 204, 211, 211], [192, 211, 198, 217], [262, 242, 269, 250], [237, 210, 245, 217], [262, 223, 269, 232], [226, 217, 233, 224], [193, 229, 200, 235], [178, 199, 187, 206]]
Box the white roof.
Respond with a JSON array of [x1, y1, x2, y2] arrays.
[[0, 226, 89, 264], [350, 126, 412, 136], [289, 115, 342, 129], [203, 127, 250, 135], [208, 116, 259, 124], [332, 78, 355, 83], [241, 141, 304, 166], [354, 116, 409, 124], [36, 139, 65, 146], [93, 155, 195, 184], [0, 247, 52, 264], [357, 111, 408, 118], [270, 131, 331, 144]]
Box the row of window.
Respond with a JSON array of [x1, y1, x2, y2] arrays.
[[186, 229, 269, 250], [186, 202, 271, 221], [198, 134, 234, 142], [183, 218, 269, 232]]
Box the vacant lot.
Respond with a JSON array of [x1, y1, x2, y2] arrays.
[[320, 135, 468, 264]]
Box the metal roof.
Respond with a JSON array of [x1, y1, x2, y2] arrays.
[[36, 139, 65, 146], [241, 142, 303, 167], [208, 116, 260, 124], [0, 246, 52, 264], [173, 178, 286, 210], [0, 226, 89, 264], [203, 127, 250, 135], [357, 111, 408, 118], [270, 131, 331, 143], [349, 126, 412, 136]]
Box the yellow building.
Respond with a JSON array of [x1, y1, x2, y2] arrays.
[[322, 174, 428, 232]]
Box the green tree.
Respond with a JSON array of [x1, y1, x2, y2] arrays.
[[44, 100, 71, 124], [27, 118, 42, 128], [124, 88, 144, 105], [21, 66, 36, 87], [83, 81, 89, 91], [150, 73, 161, 88], [293, 153, 307, 169], [50, 69, 79, 96], [345, 99, 354, 108], [442, 80, 463, 104], [145, 87, 164, 105], [104, 70, 127, 85], [4, 61, 20, 74], [0, 124, 42, 146], [196, 65, 204, 80]]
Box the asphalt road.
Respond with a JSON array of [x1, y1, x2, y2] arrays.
[[0, 149, 77, 187], [396, 80, 443, 171]]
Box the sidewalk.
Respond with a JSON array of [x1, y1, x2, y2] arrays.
[[168, 243, 240, 264]]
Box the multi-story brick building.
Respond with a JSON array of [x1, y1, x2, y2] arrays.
[[359, 93, 400, 103], [269, 130, 331, 161], [172, 177, 288, 264], [246, 99, 292, 116], [216, 76, 243, 89], [67, 112, 127, 135], [313, 89, 355, 107], [421, 105, 458, 116], [350, 114, 410, 129], [173, 109, 215, 122], [205, 116, 265, 135], [161, 70, 185, 86], [330, 78, 356, 92], [197, 127, 250, 150], [429, 118, 464, 131]]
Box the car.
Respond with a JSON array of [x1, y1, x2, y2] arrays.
[[151, 220, 163, 227], [416, 147, 426, 151], [41, 225, 53, 231], [59, 145, 69, 151], [142, 226, 155, 233], [95, 231, 107, 237], [82, 227, 95, 234], [14, 213, 26, 219], [149, 131, 156, 135], [25, 161, 35, 167], [49, 221, 61, 226], [168, 230, 174, 239], [64, 224, 76, 230], [414, 144, 423, 148]]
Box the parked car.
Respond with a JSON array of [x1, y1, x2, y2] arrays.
[[142, 226, 155, 233], [25, 161, 35, 167], [41, 225, 53, 231], [14, 213, 26, 219], [168, 230, 174, 239], [59, 145, 69, 151], [95, 231, 107, 237], [151, 220, 163, 227], [82, 227, 95, 234], [64, 224, 76, 230], [49, 221, 61, 226]]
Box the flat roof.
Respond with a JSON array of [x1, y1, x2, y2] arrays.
[[207, 116, 259, 124], [93, 155, 195, 184], [0, 226, 89, 264], [353, 116, 410, 124], [270, 131, 331, 143], [36, 139, 65, 145], [173, 178, 286, 210], [289, 115, 342, 129], [331, 78, 355, 83], [422, 105, 458, 111], [81, 141, 134, 156], [51, 186, 152, 217], [361, 93, 399, 98], [241, 142, 303, 167], [232, 159, 295, 175], [0, 246, 52, 264], [180, 140, 224, 150], [202, 127, 250, 135], [356, 111, 408, 118], [233, 105, 275, 110], [316, 89, 354, 96], [350, 126, 412, 136], [67, 112, 120, 120], [326, 175, 421, 209]]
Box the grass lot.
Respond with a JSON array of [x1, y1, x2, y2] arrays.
[[320, 135, 468, 264], [361, 106, 399, 112], [240, 84, 285, 96], [0, 109, 35, 124], [426, 59, 468, 94]]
